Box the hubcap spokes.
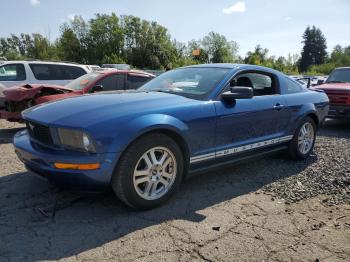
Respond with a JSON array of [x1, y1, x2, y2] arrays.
[[133, 147, 177, 200], [298, 123, 314, 154]]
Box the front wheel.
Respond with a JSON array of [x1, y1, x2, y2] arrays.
[[288, 117, 317, 160], [111, 133, 184, 209]]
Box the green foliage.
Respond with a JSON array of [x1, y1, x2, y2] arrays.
[[307, 63, 335, 75], [0, 33, 54, 61], [57, 26, 84, 63], [299, 26, 327, 72], [202, 32, 238, 63], [307, 45, 350, 75], [102, 53, 125, 64], [242, 45, 299, 75], [0, 17, 348, 76]]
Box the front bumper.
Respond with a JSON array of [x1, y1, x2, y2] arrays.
[[328, 105, 350, 119], [13, 130, 120, 191]]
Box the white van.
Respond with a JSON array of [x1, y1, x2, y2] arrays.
[[0, 61, 91, 88]]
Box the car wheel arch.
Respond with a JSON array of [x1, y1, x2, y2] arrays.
[[113, 127, 191, 181], [306, 113, 319, 127]]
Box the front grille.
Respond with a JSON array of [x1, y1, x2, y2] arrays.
[[324, 91, 350, 105], [26, 121, 54, 145]]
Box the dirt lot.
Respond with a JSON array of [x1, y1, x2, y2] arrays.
[[0, 119, 349, 262]]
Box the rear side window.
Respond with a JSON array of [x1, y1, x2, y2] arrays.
[[60, 65, 86, 79], [285, 77, 303, 94], [127, 75, 152, 89], [29, 64, 86, 80], [96, 74, 125, 91], [0, 64, 26, 81]]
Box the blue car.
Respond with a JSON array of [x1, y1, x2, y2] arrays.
[[14, 64, 329, 209]]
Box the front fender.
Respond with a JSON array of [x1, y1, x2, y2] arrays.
[[107, 114, 189, 153]]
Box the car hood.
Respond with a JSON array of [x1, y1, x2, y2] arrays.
[[314, 83, 350, 92], [23, 91, 196, 128], [3, 84, 74, 102]]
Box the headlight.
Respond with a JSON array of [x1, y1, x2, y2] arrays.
[[57, 128, 96, 153]]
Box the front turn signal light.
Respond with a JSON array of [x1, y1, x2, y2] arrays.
[[54, 163, 100, 170]]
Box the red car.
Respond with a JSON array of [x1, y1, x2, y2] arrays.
[[0, 69, 155, 121], [313, 67, 350, 119]]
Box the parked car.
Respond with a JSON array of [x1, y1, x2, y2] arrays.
[[14, 64, 329, 209], [313, 67, 350, 119], [101, 64, 131, 70], [0, 61, 91, 88], [0, 83, 5, 108], [293, 77, 310, 88], [87, 65, 101, 71], [0, 69, 155, 121]]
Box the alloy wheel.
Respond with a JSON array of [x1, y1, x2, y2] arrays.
[[297, 122, 315, 155], [133, 146, 177, 200]]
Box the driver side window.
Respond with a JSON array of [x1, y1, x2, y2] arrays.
[[228, 72, 278, 96]]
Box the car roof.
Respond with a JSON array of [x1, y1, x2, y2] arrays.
[[1, 60, 88, 67], [94, 68, 155, 77], [334, 67, 350, 70], [182, 63, 284, 75]]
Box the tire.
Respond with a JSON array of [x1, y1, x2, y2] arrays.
[[288, 117, 317, 160], [111, 133, 184, 209]]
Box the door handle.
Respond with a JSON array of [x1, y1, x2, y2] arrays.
[[273, 103, 284, 110]]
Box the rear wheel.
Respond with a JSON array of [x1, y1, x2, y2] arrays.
[[111, 133, 184, 209], [288, 117, 316, 160]]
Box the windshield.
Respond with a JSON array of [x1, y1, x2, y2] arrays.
[[65, 72, 101, 90], [139, 67, 230, 99], [326, 68, 350, 84]]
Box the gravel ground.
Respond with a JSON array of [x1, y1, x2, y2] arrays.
[[263, 119, 350, 206], [0, 119, 349, 261]]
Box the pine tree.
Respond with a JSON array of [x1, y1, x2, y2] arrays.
[[298, 26, 327, 72]]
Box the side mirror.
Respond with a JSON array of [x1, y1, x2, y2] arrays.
[[317, 79, 324, 85], [221, 87, 253, 102], [90, 85, 103, 93]]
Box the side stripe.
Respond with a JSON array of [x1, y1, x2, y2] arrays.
[[190, 135, 293, 164]]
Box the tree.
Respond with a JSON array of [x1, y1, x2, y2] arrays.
[[244, 45, 269, 65], [298, 26, 327, 72], [121, 15, 176, 69], [86, 13, 124, 64], [31, 34, 50, 60], [202, 32, 238, 63], [309, 44, 350, 75], [57, 27, 83, 63]]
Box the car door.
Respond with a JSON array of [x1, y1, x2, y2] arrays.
[[213, 70, 291, 159]]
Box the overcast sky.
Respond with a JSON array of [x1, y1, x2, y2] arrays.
[[2, 0, 350, 57]]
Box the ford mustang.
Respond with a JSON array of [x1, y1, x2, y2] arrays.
[[13, 64, 329, 209]]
